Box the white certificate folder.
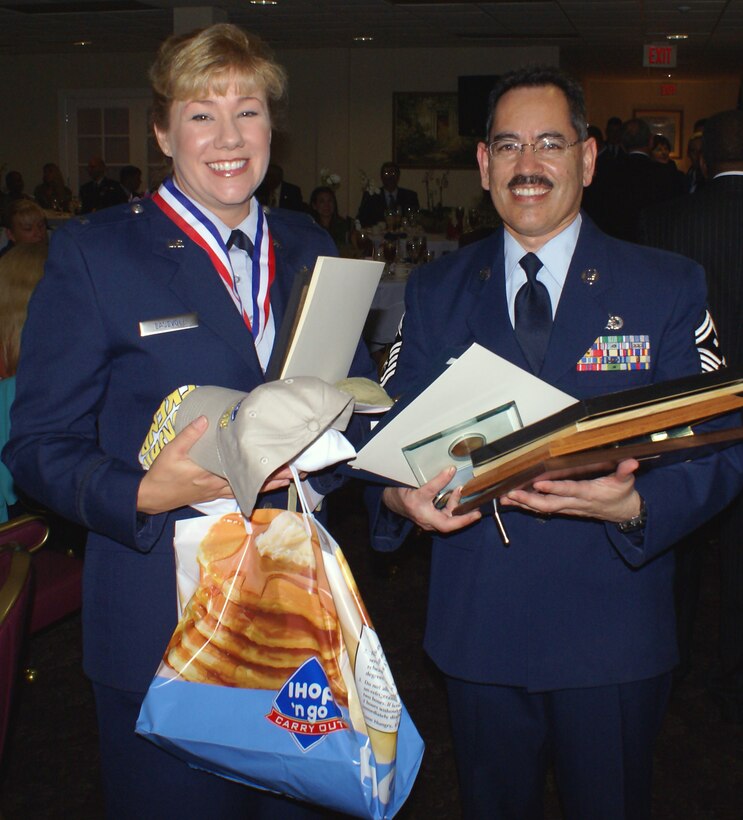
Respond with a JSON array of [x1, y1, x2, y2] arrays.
[[267, 256, 385, 383], [351, 343, 575, 486]]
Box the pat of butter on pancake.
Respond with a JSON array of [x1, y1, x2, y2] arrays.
[[255, 511, 316, 570]]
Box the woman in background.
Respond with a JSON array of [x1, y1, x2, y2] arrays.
[[33, 162, 73, 211], [310, 185, 354, 251], [0, 243, 46, 519], [0, 199, 47, 260]]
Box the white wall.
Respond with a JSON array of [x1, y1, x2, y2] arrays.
[[0, 44, 556, 215]]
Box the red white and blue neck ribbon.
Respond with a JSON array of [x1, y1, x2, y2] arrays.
[[152, 177, 275, 342]]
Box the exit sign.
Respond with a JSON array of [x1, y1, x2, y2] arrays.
[[644, 44, 677, 67]]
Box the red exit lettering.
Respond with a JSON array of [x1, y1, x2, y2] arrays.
[[649, 46, 672, 64]]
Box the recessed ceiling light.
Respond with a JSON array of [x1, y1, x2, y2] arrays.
[[353, 35, 374, 42], [73, 40, 91, 46], [249, 1, 277, 5], [666, 33, 688, 39]]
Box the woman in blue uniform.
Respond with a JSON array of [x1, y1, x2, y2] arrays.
[[4, 24, 368, 818]]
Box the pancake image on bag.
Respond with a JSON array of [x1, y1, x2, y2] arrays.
[[165, 510, 349, 705]]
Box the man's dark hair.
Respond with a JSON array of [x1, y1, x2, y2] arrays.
[[702, 110, 743, 174], [484, 66, 588, 142], [651, 134, 671, 151], [620, 118, 651, 151]]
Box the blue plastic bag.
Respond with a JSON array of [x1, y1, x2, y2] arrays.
[[137, 508, 424, 819]]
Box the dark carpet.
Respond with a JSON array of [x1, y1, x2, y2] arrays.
[[1, 482, 742, 819]]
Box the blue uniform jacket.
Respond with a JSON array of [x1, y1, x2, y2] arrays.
[[371, 216, 743, 691], [3, 198, 373, 692]]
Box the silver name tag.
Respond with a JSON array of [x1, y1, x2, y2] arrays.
[[139, 313, 199, 337]]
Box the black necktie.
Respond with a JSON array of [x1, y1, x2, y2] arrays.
[[227, 229, 254, 258], [514, 252, 552, 373]]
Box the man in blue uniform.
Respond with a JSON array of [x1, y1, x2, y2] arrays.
[[371, 66, 743, 819]]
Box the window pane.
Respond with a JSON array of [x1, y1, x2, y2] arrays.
[[78, 136, 102, 162], [78, 108, 101, 135], [104, 136, 129, 165], [104, 108, 129, 134]]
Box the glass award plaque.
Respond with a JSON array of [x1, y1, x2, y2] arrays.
[[402, 402, 523, 505]]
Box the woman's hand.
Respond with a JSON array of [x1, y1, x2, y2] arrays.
[[382, 466, 482, 533], [136, 416, 233, 515], [499, 458, 642, 523]]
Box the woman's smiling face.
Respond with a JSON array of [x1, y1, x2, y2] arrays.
[[155, 81, 271, 227]]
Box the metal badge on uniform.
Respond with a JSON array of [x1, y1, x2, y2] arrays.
[[581, 268, 600, 285], [576, 334, 650, 371], [139, 312, 199, 337]]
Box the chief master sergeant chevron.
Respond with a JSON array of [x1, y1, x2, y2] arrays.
[[370, 66, 743, 820]]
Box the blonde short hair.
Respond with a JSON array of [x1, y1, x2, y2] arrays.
[[0, 242, 47, 375], [149, 23, 288, 132], [4, 198, 45, 232]]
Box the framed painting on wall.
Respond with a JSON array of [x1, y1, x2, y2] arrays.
[[633, 109, 683, 159], [393, 92, 479, 169]]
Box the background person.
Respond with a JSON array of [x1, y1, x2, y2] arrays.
[[0, 199, 47, 260], [356, 161, 419, 227], [309, 185, 353, 250], [3, 23, 371, 819], [78, 156, 123, 213], [33, 162, 73, 211], [640, 109, 743, 723], [371, 66, 743, 819], [255, 162, 304, 210], [0, 243, 47, 518]]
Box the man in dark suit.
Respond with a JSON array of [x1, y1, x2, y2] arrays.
[[79, 156, 126, 213], [640, 109, 743, 723], [371, 67, 743, 818], [606, 117, 686, 241], [255, 163, 304, 211], [356, 161, 419, 227]]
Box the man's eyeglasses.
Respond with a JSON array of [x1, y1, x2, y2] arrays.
[[486, 136, 582, 160]]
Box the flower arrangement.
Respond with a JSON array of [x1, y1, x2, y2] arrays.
[[422, 170, 449, 212], [319, 168, 341, 190], [359, 169, 379, 196]]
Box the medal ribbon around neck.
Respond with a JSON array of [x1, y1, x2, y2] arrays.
[[152, 177, 274, 341]]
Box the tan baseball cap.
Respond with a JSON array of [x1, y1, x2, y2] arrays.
[[175, 377, 354, 515]]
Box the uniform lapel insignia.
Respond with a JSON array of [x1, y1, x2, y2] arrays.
[[581, 268, 600, 285], [605, 314, 624, 330], [167, 239, 185, 249]]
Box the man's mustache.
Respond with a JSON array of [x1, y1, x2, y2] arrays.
[[508, 175, 553, 190]]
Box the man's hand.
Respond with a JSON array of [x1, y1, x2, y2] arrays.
[[137, 416, 233, 515], [383, 466, 482, 532], [499, 458, 642, 523]]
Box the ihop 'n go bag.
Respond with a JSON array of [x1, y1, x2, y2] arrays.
[[136, 504, 424, 819]]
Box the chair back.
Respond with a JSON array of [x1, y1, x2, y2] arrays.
[[0, 514, 50, 554], [0, 547, 32, 757], [0, 514, 82, 633]]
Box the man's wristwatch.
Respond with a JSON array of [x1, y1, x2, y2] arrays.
[[616, 496, 647, 534]]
